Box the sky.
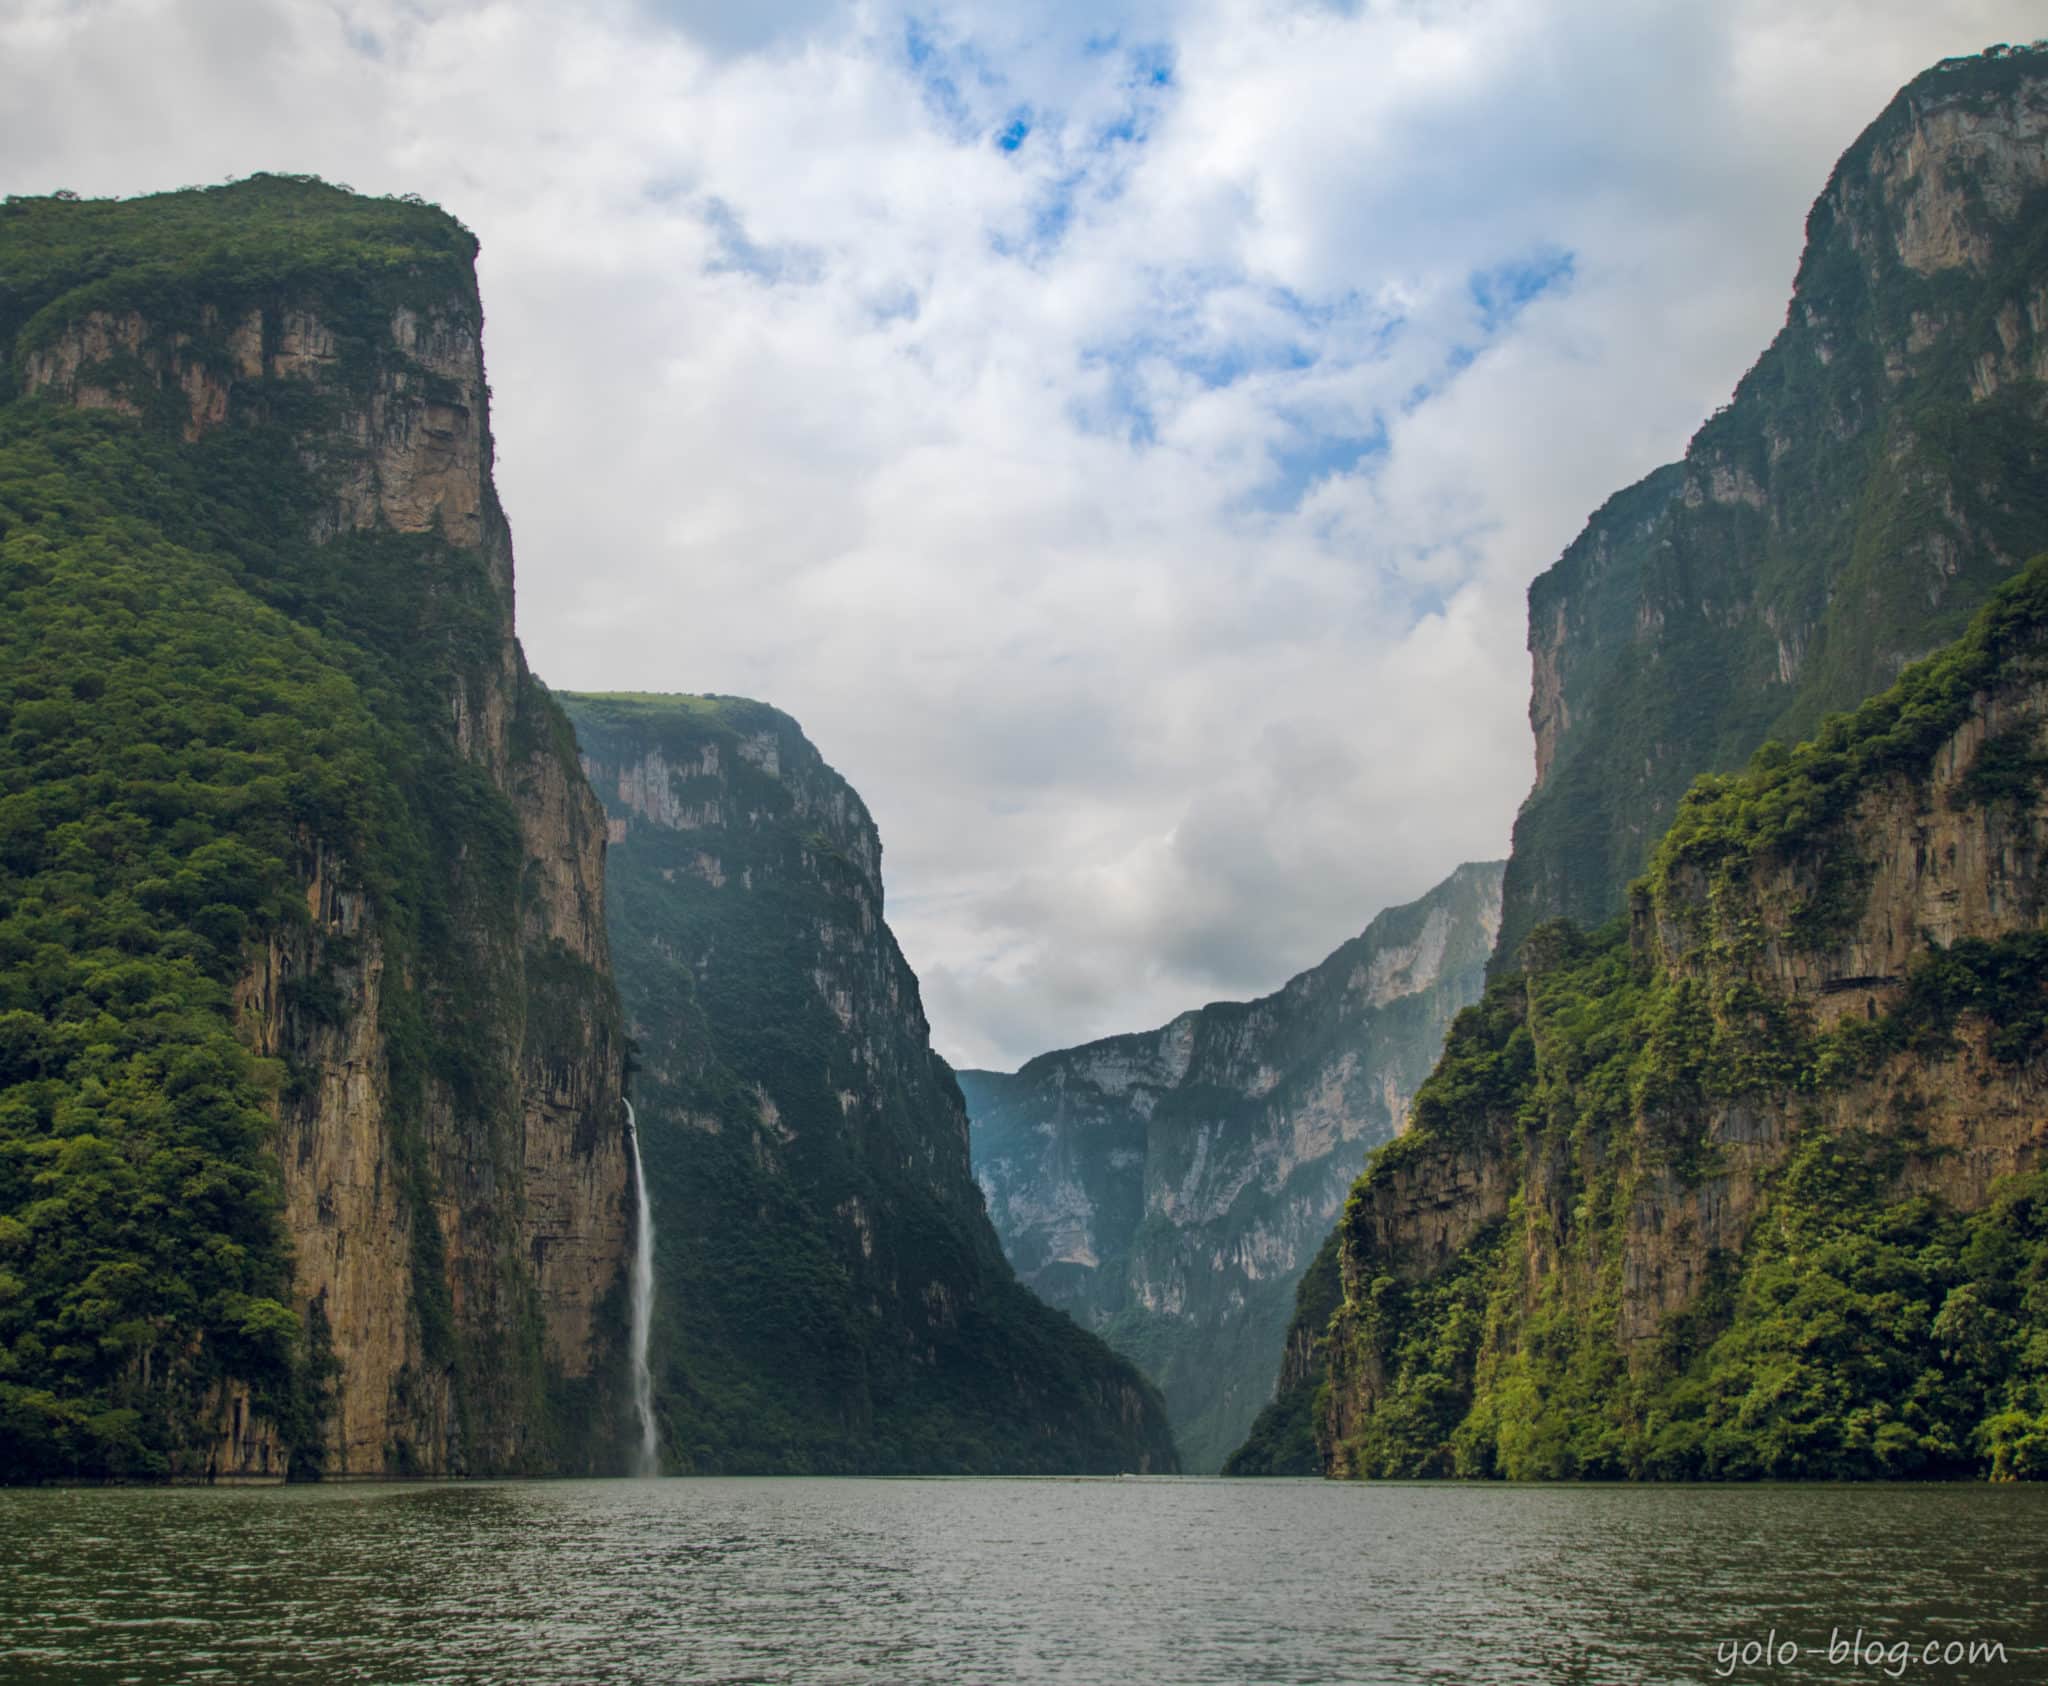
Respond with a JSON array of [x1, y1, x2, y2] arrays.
[[2, 0, 2040, 1069]]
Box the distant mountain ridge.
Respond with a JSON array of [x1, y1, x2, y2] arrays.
[[964, 860, 1501, 1472]]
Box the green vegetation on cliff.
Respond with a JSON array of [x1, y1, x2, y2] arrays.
[[0, 178, 623, 1479], [1497, 43, 2048, 970], [1316, 556, 2048, 1481], [0, 177, 477, 408], [0, 409, 327, 1475], [562, 693, 1177, 1474]]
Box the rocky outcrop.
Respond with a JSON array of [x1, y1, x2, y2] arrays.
[[23, 301, 493, 557], [5, 178, 630, 1478], [1603, 675, 2048, 1349], [1880, 73, 2048, 275], [1499, 45, 2048, 970], [965, 861, 1502, 1472], [1318, 556, 2048, 1480], [561, 693, 1177, 1476]]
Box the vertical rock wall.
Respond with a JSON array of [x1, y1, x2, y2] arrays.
[[22, 202, 630, 1477], [1499, 48, 2048, 970]]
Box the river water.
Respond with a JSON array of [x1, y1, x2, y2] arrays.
[[2, 1477, 2044, 1684]]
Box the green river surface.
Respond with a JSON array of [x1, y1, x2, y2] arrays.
[[1, 1477, 2044, 1684]]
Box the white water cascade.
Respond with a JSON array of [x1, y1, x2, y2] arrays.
[[623, 1099, 658, 1477]]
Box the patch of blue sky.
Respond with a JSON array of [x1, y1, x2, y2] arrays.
[[1076, 324, 1282, 401], [903, 16, 1019, 144], [1467, 247, 1575, 334], [1124, 41, 1174, 88], [1096, 110, 1143, 147], [1069, 356, 1160, 448], [1097, 42, 1174, 146], [986, 172, 1083, 261], [1400, 343, 1476, 415], [1262, 285, 1405, 362], [1078, 30, 1172, 83], [1396, 578, 1452, 621], [993, 125, 1161, 261], [1073, 274, 1385, 410], [1247, 420, 1390, 514], [972, 32, 1176, 266], [701, 197, 823, 284], [1069, 296, 1337, 452], [1182, 339, 1318, 387], [903, 18, 976, 137], [1033, 178, 1078, 245], [865, 283, 922, 326], [1389, 251, 1571, 411]]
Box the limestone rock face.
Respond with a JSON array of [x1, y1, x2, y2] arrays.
[[1607, 692, 2048, 1350], [1879, 76, 2048, 275], [1499, 46, 2048, 971], [1292, 52, 2048, 1483], [25, 298, 493, 557], [20, 187, 630, 1477], [965, 861, 1502, 1473]]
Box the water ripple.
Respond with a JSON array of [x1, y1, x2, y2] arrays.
[[1, 1479, 2045, 1684]]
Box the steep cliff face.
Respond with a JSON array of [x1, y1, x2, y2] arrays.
[[0, 177, 629, 1480], [1319, 557, 2048, 1480], [964, 862, 1501, 1472], [1498, 45, 2048, 970], [559, 693, 1177, 1474]]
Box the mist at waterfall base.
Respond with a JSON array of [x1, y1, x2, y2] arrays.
[[624, 1099, 658, 1477]]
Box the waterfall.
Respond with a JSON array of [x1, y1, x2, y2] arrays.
[[624, 1099, 658, 1477]]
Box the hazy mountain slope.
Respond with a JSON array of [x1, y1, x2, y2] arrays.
[[964, 861, 1501, 1472]]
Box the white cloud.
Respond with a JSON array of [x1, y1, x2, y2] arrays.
[[2, 0, 2038, 1068]]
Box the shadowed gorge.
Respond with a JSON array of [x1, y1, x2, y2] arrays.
[[14, 10, 2048, 1681], [965, 861, 1501, 1471], [6, 30, 2048, 1528], [560, 693, 1177, 1474]]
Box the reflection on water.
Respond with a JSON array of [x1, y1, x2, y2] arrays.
[[3, 1478, 2046, 1684]]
